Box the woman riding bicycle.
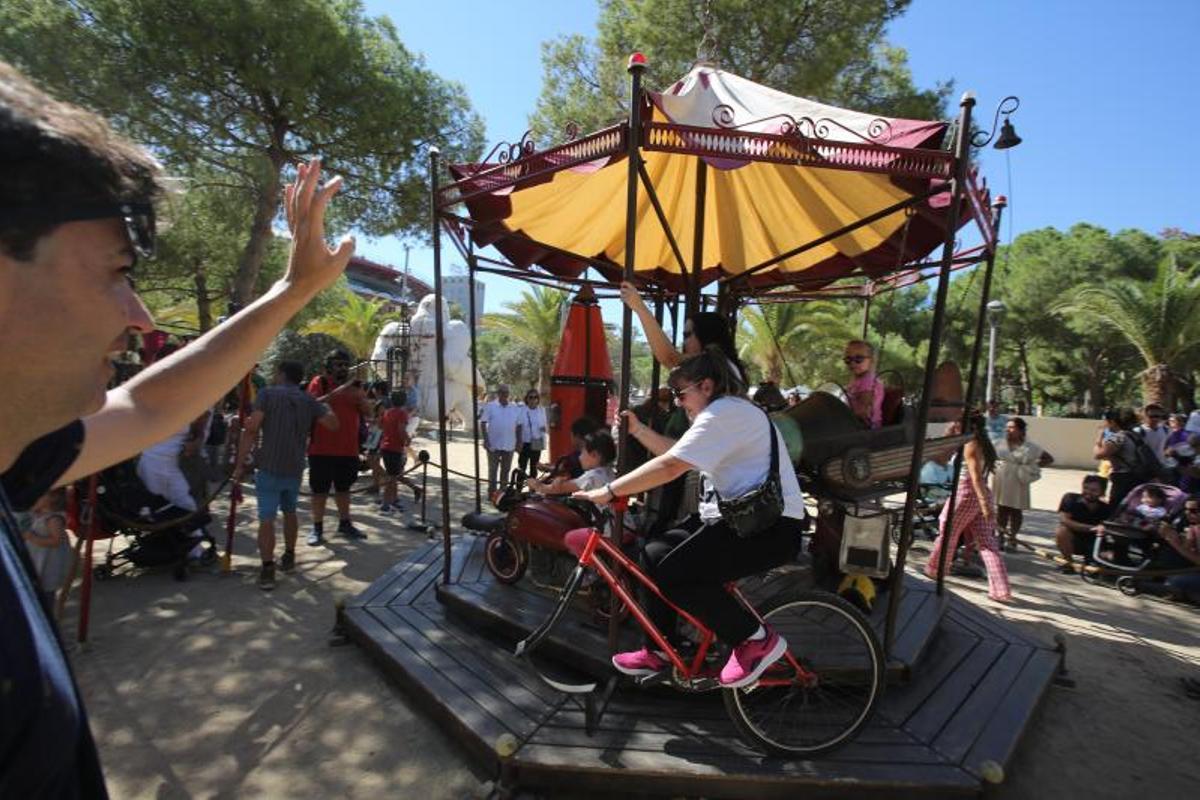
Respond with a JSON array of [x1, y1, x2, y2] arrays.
[[573, 345, 806, 688]]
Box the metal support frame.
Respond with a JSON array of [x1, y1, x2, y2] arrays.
[[431, 148, 454, 585], [651, 296, 664, 393], [934, 197, 1006, 590], [861, 294, 873, 339], [612, 56, 645, 649], [689, 160, 708, 318], [637, 160, 688, 273], [468, 252, 483, 513], [883, 94, 975, 653]]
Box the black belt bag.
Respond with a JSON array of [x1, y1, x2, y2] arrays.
[[714, 411, 784, 538]]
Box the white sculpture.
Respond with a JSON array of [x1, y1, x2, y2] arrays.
[[372, 294, 483, 427]]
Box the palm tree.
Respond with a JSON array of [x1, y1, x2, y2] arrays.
[[303, 289, 397, 361], [1055, 258, 1200, 408], [482, 286, 568, 397], [739, 299, 858, 387]]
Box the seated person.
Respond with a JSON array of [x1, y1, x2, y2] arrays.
[[1128, 485, 1169, 529], [528, 430, 616, 499], [919, 453, 954, 503], [1054, 474, 1110, 570], [1159, 498, 1200, 603], [843, 340, 884, 430], [542, 416, 600, 482]]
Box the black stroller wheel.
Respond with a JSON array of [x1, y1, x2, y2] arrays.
[[1116, 576, 1139, 596]]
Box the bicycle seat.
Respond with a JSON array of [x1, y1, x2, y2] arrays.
[[461, 511, 507, 533]]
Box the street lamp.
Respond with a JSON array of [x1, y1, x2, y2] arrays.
[[985, 299, 1006, 404]]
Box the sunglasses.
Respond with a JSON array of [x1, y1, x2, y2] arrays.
[[13, 201, 156, 262], [843, 355, 869, 364], [1187, 507, 1200, 514], [670, 383, 697, 400]]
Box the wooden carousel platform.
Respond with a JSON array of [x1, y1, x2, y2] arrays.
[[340, 535, 1061, 798]]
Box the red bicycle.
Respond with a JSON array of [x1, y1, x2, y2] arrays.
[[516, 500, 885, 757]]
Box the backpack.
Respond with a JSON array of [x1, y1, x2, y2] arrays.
[[1124, 430, 1163, 481]]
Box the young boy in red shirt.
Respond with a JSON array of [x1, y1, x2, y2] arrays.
[[378, 391, 418, 514]]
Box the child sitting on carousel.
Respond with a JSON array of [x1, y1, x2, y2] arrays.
[[527, 430, 616, 501]]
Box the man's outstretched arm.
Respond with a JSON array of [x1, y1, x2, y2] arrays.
[[60, 159, 354, 484]]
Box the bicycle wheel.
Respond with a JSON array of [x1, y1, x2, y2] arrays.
[[724, 589, 883, 757]]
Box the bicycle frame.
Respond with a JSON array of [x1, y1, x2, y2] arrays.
[[575, 524, 818, 689]]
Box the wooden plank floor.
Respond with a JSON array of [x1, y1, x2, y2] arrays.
[[342, 534, 1060, 799]]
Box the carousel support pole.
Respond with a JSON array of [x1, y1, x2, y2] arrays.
[[77, 474, 99, 644], [650, 295, 664, 393], [934, 196, 1007, 592], [688, 160, 708, 319], [430, 147, 454, 585], [861, 292, 873, 339], [468, 252, 483, 513], [222, 373, 251, 573], [884, 93, 975, 653], [612, 52, 646, 650]]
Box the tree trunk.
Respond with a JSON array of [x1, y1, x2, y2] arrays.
[[193, 260, 213, 332], [231, 152, 285, 307], [1141, 363, 1173, 409], [1016, 340, 1034, 413]]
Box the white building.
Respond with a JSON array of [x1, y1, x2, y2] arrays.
[[443, 273, 486, 330]]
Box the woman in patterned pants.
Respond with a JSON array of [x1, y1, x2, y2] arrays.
[[925, 414, 1012, 602]]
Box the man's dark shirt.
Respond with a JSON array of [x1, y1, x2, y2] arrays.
[[1058, 492, 1111, 527], [0, 420, 108, 798]]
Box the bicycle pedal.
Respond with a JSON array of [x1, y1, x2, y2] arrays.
[[635, 668, 672, 688], [738, 681, 760, 694]]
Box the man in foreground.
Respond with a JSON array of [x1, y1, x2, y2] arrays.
[[1054, 475, 1111, 571], [0, 60, 354, 795]]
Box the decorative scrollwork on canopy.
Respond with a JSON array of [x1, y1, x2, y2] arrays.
[[563, 121, 581, 142], [472, 130, 538, 172], [709, 104, 894, 144]]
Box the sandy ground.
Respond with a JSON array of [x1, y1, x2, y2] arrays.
[[59, 439, 1200, 799]]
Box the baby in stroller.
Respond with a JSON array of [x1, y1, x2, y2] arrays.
[[1089, 482, 1186, 578]]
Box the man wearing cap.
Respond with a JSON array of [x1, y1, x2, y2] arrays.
[[0, 61, 354, 795], [478, 384, 522, 496]]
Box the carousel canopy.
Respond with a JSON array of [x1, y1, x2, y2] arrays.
[[442, 66, 991, 294]]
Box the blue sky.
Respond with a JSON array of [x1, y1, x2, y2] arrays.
[[357, 0, 1199, 318]]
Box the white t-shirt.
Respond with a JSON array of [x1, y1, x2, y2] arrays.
[[521, 405, 548, 449], [574, 465, 616, 492], [668, 396, 806, 522], [1136, 425, 1169, 464], [1188, 411, 1200, 434], [479, 401, 523, 451]]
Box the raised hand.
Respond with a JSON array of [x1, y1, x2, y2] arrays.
[[619, 281, 649, 315], [282, 158, 356, 298]]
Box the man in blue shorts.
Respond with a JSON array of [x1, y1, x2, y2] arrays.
[[0, 60, 354, 795], [232, 361, 338, 590]]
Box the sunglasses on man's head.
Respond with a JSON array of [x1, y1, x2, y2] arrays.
[[843, 355, 869, 364], [10, 201, 156, 262]]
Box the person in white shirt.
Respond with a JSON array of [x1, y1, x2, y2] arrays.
[[479, 384, 523, 496], [1187, 409, 1200, 435], [518, 388, 548, 478], [1135, 403, 1169, 465], [574, 346, 806, 689]]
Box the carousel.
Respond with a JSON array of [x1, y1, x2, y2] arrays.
[[340, 55, 1062, 798]]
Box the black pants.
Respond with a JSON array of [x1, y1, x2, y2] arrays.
[[518, 444, 541, 478], [642, 514, 803, 645], [1109, 472, 1140, 510]]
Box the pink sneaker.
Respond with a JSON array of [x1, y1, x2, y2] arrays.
[[611, 647, 669, 676], [719, 630, 787, 688]]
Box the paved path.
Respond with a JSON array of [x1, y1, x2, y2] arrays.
[[64, 439, 1198, 799]]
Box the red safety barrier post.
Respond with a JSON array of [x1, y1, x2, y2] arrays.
[[222, 373, 251, 572], [77, 475, 99, 643]]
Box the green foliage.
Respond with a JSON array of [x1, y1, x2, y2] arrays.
[[259, 329, 350, 383], [476, 329, 542, 394], [605, 325, 654, 392], [1055, 257, 1200, 408], [738, 299, 863, 389], [529, 0, 950, 143], [1, 0, 484, 303], [301, 288, 398, 360], [482, 286, 569, 397]]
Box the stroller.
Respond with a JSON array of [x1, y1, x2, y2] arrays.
[[91, 458, 217, 582], [1084, 482, 1187, 594]]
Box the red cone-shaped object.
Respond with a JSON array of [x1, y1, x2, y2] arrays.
[[548, 286, 613, 461]]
